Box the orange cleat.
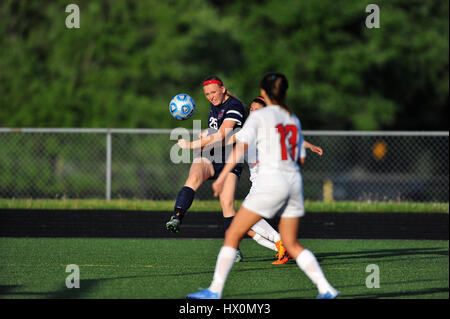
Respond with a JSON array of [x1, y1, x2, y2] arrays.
[[275, 240, 286, 257], [272, 253, 291, 264], [272, 241, 292, 264]]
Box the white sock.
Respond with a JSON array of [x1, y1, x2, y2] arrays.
[[252, 233, 278, 252], [296, 249, 336, 295], [251, 219, 281, 243], [209, 246, 237, 296]]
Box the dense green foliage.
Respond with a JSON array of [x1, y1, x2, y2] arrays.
[[0, 0, 448, 130]]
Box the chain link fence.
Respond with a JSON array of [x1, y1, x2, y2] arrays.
[[0, 129, 448, 202]]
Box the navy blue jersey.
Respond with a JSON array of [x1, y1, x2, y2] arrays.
[[205, 96, 246, 164], [208, 96, 245, 131]]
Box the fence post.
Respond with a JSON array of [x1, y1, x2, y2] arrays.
[[106, 130, 112, 201], [323, 179, 334, 202]]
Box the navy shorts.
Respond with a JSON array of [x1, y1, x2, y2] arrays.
[[210, 161, 243, 180]]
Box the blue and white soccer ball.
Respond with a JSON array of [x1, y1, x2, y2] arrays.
[[169, 94, 196, 120]]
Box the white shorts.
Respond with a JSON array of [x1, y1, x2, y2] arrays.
[[242, 170, 305, 219]]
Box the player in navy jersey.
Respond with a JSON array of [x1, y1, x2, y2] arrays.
[[165, 75, 247, 260]]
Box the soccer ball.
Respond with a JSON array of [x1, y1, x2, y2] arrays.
[[169, 94, 195, 120]]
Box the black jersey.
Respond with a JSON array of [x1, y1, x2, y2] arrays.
[[205, 96, 246, 163]]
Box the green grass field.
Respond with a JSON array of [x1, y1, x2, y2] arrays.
[[0, 238, 448, 299], [1, 199, 448, 299], [0, 199, 448, 213]]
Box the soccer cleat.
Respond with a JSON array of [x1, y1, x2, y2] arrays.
[[316, 289, 339, 299], [165, 215, 181, 233], [234, 249, 244, 262], [272, 252, 291, 264], [272, 241, 291, 264], [275, 240, 286, 258], [186, 288, 220, 299]]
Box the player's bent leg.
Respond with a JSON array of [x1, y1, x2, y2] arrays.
[[278, 217, 304, 259], [219, 173, 238, 218], [248, 228, 276, 251], [247, 227, 283, 258], [185, 158, 215, 191], [224, 206, 262, 249], [249, 219, 289, 263], [166, 158, 214, 233], [219, 173, 244, 262], [251, 219, 281, 243]]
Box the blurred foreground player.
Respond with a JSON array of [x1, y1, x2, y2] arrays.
[[242, 96, 323, 265]]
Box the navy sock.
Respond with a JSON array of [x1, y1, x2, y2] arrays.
[[174, 186, 196, 219], [223, 217, 234, 232]]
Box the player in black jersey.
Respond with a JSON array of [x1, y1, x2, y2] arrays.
[[166, 75, 246, 260]]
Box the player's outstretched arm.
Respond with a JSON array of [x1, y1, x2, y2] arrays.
[[304, 141, 323, 156], [178, 120, 237, 150]]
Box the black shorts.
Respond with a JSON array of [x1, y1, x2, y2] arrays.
[[210, 161, 243, 180]]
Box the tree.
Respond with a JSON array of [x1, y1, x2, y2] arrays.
[[0, 0, 448, 130]]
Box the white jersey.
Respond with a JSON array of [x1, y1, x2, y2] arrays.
[[237, 105, 305, 176], [236, 105, 306, 219], [245, 142, 306, 183]]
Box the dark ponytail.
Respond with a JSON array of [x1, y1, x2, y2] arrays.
[[251, 96, 267, 106], [260, 72, 291, 114]]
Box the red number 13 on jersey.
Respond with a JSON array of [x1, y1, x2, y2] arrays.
[[276, 124, 298, 160]]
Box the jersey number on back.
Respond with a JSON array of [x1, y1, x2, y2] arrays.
[[276, 124, 298, 160]]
